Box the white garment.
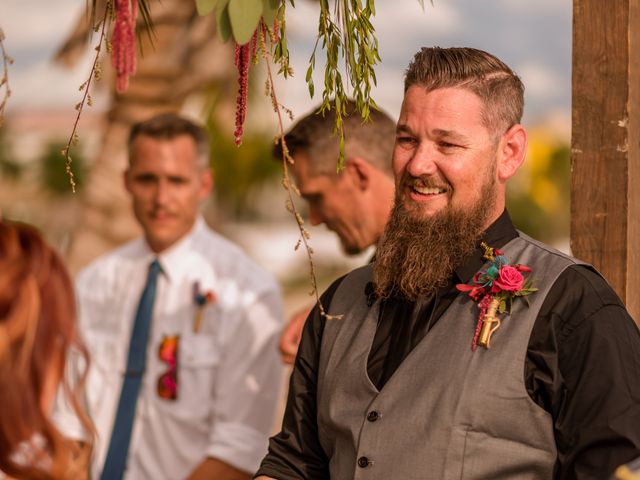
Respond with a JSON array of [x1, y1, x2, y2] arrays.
[[53, 218, 284, 480]]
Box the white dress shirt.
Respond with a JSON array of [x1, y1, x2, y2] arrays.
[[54, 218, 284, 479]]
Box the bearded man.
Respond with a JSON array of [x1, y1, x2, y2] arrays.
[[255, 47, 640, 480]]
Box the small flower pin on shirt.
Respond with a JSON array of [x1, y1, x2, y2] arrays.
[[192, 281, 216, 333]]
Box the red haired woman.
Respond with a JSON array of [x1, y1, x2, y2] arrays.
[[0, 221, 93, 479]]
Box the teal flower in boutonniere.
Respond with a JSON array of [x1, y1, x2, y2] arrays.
[[456, 243, 538, 350]]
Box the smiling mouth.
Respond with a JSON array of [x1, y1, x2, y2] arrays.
[[408, 178, 449, 197], [412, 185, 446, 195]]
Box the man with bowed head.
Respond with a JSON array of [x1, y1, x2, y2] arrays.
[[54, 113, 284, 480], [276, 100, 396, 364], [256, 47, 640, 479]]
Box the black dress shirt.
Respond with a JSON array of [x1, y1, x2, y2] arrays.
[[258, 211, 640, 480]]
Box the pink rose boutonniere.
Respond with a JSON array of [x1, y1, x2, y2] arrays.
[[456, 243, 537, 350]]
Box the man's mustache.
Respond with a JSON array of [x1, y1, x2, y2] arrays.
[[399, 173, 451, 192]]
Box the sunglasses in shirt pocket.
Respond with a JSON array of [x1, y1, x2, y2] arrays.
[[169, 332, 221, 419]]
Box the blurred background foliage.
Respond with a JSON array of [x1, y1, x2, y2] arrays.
[[39, 140, 86, 194], [206, 119, 281, 220], [0, 128, 22, 180], [507, 128, 570, 245], [203, 75, 283, 221]]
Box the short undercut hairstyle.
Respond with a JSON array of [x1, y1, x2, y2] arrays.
[[128, 112, 210, 167], [404, 47, 525, 137], [275, 100, 396, 177]]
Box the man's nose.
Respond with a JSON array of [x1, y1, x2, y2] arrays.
[[154, 180, 171, 205], [405, 144, 439, 178]]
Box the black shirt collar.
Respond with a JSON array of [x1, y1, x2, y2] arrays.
[[453, 209, 519, 284]]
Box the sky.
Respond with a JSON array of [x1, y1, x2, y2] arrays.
[[282, 0, 572, 127], [0, 0, 572, 128]]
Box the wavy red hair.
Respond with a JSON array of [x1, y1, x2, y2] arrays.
[[0, 221, 93, 479]]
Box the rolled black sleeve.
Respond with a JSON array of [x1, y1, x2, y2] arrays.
[[255, 279, 344, 479]]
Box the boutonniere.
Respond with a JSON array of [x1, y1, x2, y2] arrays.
[[456, 243, 537, 350], [192, 281, 216, 333]]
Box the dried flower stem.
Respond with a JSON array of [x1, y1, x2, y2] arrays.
[[62, 2, 111, 192], [0, 27, 14, 127], [262, 24, 338, 320]]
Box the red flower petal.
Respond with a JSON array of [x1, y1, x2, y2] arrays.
[[514, 264, 532, 272], [456, 284, 474, 292]]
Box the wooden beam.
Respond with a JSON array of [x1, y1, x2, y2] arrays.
[[571, 0, 640, 322]]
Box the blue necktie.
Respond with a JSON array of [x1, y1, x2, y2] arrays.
[[101, 259, 161, 480]]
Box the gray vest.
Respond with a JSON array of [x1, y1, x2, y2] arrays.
[[317, 234, 584, 480]]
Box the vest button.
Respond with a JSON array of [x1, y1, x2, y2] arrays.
[[367, 410, 379, 422], [357, 456, 370, 468]]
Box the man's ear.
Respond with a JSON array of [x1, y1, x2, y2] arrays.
[[496, 124, 527, 182], [199, 167, 213, 199], [345, 157, 372, 191]]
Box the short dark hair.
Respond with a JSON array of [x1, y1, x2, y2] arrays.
[[275, 100, 396, 176], [404, 47, 524, 136], [128, 112, 209, 167]]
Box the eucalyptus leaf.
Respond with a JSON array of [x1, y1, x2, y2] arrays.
[[216, 0, 233, 43], [196, 0, 219, 16], [229, 0, 263, 45], [262, 0, 279, 28]]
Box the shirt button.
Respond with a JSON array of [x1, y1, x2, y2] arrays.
[[367, 410, 379, 422], [358, 456, 370, 468]]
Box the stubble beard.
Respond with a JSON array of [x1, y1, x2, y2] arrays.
[[373, 170, 497, 301]]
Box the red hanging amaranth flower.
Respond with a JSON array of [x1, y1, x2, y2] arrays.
[[233, 31, 258, 146], [111, 0, 138, 93]]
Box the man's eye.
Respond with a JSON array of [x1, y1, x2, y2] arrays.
[[438, 141, 460, 149], [396, 136, 416, 146], [168, 177, 189, 185], [134, 175, 156, 184]]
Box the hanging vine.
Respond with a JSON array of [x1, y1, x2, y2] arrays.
[[0, 27, 13, 127], [60, 2, 112, 193], [61, 0, 154, 191], [64, 0, 387, 315]]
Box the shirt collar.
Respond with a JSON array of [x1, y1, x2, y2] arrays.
[[453, 209, 519, 284], [144, 217, 205, 283]]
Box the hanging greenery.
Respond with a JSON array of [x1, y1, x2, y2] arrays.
[[60, 0, 390, 316], [194, 0, 380, 165]]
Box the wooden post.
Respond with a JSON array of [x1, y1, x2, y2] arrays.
[[571, 0, 640, 323]]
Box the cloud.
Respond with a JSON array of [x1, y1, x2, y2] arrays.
[[6, 55, 101, 111], [516, 61, 563, 102], [0, 0, 85, 53], [376, 2, 463, 38], [495, 0, 571, 15]]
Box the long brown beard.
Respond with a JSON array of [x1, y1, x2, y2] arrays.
[[373, 177, 496, 300]]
